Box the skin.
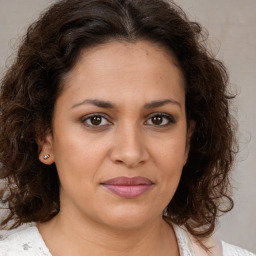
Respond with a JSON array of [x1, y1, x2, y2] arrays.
[[38, 40, 193, 256]]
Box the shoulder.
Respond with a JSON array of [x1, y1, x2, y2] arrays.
[[172, 223, 255, 256], [0, 223, 51, 256], [222, 241, 256, 256]]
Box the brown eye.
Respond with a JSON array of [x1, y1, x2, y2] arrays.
[[145, 113, 175, 127], [90, 116, 102, 126], [152, 116, 164, 125], [82, 114, 111, 127]]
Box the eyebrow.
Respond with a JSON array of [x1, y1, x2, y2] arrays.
[[71, 99, 116, 109], [71, 98, 181, 110], [144, 99, 181, 109]]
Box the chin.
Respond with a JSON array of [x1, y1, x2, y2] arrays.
[[99, 205, 161, 230]]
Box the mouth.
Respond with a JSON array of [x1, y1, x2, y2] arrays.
[[101, 176, 154, 199]]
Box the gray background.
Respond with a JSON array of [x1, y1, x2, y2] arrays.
[[0, 0, 255, 253]]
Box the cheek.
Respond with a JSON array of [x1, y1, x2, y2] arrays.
[[52, 128, 108, 187], [153, 131, 188, 168], [150, 131, 187, 194]]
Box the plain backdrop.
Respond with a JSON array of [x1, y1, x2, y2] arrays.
[[0, 0, 255, 253]]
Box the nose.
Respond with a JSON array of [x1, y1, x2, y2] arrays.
[[109, 124, 149, 168]]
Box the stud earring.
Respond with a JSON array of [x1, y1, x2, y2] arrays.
[[43, 154, 50, 160]]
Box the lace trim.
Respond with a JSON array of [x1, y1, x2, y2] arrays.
[[172, 224, 195, 256]]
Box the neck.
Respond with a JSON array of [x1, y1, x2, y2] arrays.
[[38, 210, 179, 256]]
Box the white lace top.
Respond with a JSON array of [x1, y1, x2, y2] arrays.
[[0, 223, 255, 256]]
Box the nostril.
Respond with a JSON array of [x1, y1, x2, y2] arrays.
[[113, 158, 146, 169]]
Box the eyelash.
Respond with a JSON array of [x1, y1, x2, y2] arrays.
[[81, 112, 176, 129], [145, 113, 176, 127], [81, 113, 111, 128]]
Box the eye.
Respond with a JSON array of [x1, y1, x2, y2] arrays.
[[81, 114, 112, 127], [145, 113, 175, 127]]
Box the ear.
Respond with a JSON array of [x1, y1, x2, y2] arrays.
[[37, 133, 55, 165], [184, 120, 195, 165]]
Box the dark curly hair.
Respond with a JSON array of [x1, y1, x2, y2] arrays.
[[0, 0, 236, 238]]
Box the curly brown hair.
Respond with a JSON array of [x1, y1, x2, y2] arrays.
[[0, 0, 236, 238]]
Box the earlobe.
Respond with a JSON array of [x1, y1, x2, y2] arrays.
[[37, 134, 55, 165]]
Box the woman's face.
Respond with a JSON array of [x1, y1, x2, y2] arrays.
[[40, 40, 192, 229]]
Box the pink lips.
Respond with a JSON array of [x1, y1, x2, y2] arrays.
[[101, 176, 153, 199]]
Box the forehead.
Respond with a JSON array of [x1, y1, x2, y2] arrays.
[[59, 40, 185, 110], [63, 40, 184, 87]]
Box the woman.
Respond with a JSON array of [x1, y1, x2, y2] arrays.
[[0, 0, 254, 255]]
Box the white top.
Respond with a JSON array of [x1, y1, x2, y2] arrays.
[[0, 223, 255, 256]]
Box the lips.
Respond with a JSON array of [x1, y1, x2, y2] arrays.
[[101, 176, 154, 199]]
